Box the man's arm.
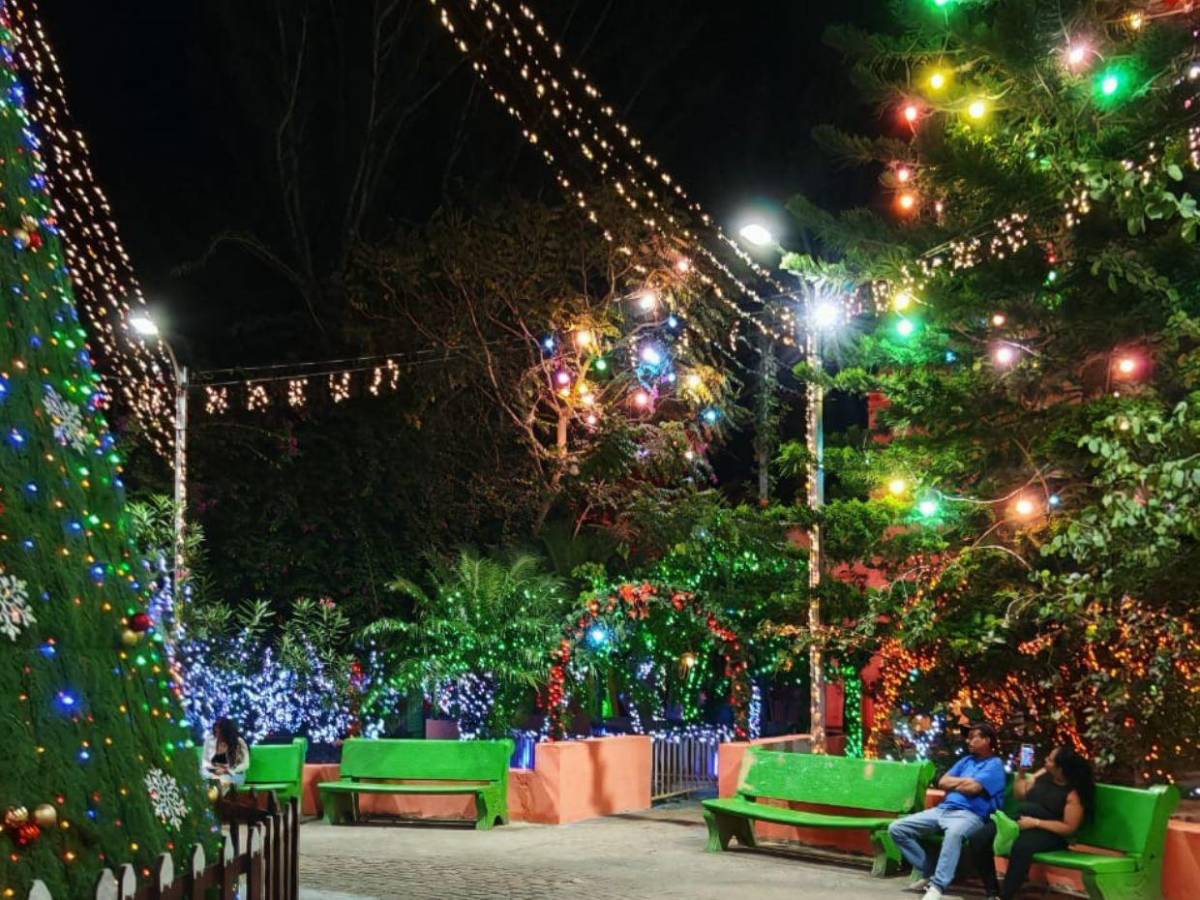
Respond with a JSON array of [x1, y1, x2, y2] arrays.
[[937, 758, 982, 793], [938, 774, 985, 794]]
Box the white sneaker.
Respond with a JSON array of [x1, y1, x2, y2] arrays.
[[920, 888, 944, 900], [903, 877, 930, 893]]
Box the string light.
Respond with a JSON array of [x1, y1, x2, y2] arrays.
[[8, 0, 176, 456], [427, 0, 803, 348]]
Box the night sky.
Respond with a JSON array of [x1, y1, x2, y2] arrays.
[[38, 1, 885, 364]]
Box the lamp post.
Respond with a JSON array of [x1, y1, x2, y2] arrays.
[[130, 314, 188, 603], [738, 223, 831, 753]]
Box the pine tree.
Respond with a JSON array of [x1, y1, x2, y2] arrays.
[[0, 8, 213, 896], [787, 0, 1200, 781]]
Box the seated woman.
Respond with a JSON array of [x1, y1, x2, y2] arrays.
[[201, 717, 250, 796], [970, 745, 1096, 900]]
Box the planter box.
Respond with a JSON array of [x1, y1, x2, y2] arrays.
[[302, 733, 651, 826]]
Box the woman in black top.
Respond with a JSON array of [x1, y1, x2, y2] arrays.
[[970, 746, 1096, 900]]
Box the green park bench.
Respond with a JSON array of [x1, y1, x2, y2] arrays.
[[233, 738, 308, 803], [702, 748, 936, 876], [998, 782, 1179, 900], [317, 738, 513, 829]]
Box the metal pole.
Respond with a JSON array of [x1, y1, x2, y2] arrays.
[[805, 313, 826, 753]]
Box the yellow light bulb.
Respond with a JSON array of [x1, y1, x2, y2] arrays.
[[888, 478, 908, 496], [929, 71, 947, 91], [893, 291, 913, 311], [685, 373, 703, 390], [968, 99, 987, 120]]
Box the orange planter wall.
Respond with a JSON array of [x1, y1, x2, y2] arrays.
[[301, 734, 651, 826], [718, 736, 1200, 899]]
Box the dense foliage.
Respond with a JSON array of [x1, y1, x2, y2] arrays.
[[785, 0, 1200, 780]]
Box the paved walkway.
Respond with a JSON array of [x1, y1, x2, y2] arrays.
[[298, 802, 942, 899]]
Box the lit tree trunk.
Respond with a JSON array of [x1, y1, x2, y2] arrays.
[[754, 336, 778, 505]]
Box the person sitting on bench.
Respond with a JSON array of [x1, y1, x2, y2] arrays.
[[201, 717, 250, 796], [887, 723, 1006, 900], [970, 745, 1096, 900]]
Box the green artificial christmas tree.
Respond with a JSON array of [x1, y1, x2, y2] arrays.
[[0, 7, 213, 897], [786, 0, 1200, 781]]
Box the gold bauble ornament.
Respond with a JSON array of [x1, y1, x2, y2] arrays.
[[207, 786, 220, 803], [32, 804, 57, 827], [4, 806, 29, 828], [12, 228, 29, 246], [121, 628, 141, 647]]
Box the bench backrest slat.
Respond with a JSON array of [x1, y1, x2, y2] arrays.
[[1070, 783, 1178, 857], [245, 738, 307, 784], [739, 749, 934, 814], [339, 738, 512, 782]]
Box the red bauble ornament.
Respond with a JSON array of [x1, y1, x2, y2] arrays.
[[129, 612, 152, 633], [15, 822, 40, 846]]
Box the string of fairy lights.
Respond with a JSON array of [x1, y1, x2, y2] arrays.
[[7, 0, 177, 457], [429, 0, 804, 347]]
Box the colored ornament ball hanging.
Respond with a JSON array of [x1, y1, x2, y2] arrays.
[[4, 806, 28, 828], [32, 803, 56, 827], [121, 628, 142, 647], [15, 822, 40, 846], [129, 612, 153, 633]]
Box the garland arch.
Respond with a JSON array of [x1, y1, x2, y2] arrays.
[[545, 581, 752, 740]]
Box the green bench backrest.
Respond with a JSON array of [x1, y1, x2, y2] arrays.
[[245, 738, 307, 784], [339, 738, 513, 782], [1070, 784, 1178, 857], [739, 749, 935, 814]]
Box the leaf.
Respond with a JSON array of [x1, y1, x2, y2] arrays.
[[1168, 164, 1184, 182]]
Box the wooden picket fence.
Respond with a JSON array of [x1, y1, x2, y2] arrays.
[[26, 793, 300, 900]]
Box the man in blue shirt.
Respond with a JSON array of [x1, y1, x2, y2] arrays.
[[887, 723, 1006, 900]]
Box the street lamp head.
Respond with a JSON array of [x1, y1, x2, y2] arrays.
[[811, 300, 840, 330], [739, 223, 774, 248], [129, 314, 159, 337]]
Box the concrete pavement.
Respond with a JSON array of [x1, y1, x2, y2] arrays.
[[298, 802, 955, 899]]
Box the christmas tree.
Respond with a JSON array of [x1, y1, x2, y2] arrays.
[[787, 0, 1200, 781], [0, 6, 213, 896]]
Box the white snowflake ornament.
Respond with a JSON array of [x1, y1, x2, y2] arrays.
[[144, 768, 189, 830], [42, 386, 90, 452], [0, 573, 35, 641]]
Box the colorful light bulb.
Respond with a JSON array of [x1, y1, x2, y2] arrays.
[[888, 478, 908, 496], [967, 99, 988, 120]]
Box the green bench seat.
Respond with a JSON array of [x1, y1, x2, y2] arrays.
[[317, 738, 512, 830], [234, 738, 307, 803], [702, 748, 935, 876], [1018, 782, 1178, 899]]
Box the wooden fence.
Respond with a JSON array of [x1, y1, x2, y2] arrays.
[[26, 793, 299, 900]]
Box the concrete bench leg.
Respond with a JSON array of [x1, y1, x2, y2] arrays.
[[320, 790, 356, 825], [474, 787, 507, 830], [703, 810, 757, 852], [869, 828, 903, 877], [1083, 868, 1157, 900]]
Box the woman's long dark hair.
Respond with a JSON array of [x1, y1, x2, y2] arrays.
[[213, 718, 243, 766], [1054, 746, 1096, 821]]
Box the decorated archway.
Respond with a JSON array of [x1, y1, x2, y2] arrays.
[[545, 581, 752, 740]]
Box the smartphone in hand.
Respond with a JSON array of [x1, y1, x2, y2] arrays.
[[1019, 743, 1035, 769]]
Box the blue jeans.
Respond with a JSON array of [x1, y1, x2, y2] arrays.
[[887, 806, 985, 890]]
